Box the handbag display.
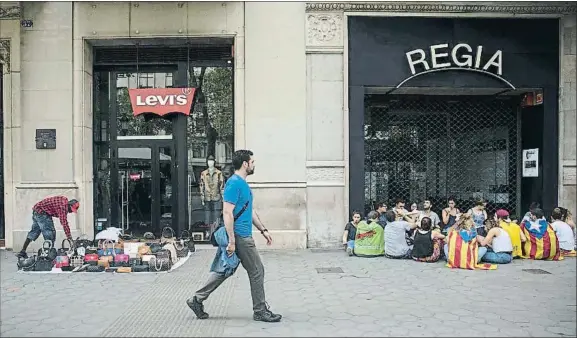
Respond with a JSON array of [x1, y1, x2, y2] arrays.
[[180, 230, 196, 253], [18, 256, 37, 271], [160, 227, 176, 245], [137, 245, 151, 257], [132, 265, 149, 272], [173, 240, 190, 258], [57, 239, 74, 257], [87, 265, 105, 273], [84, 253, 99, 266], [97, 239, 116, 257], [114, 254, 130, 267], [141, 254, 155, 265], [54, 255, 70, 268], [162, 243, 178, 265], [70, 255, 84, 268], [97, 258, 111, 269], [74, 234, 93, 251], [37, 240, 58, 260], [34, 256, 54, 271], [117, 267, 132, 273], [149, 257, 171, 272], [129, 257, 142, 267], [148, 243, 163, 254], [124, 242, 144, 258], [154, 249, 171, 261]]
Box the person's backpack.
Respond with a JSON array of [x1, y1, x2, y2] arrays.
[[353, 220, 384, 257]]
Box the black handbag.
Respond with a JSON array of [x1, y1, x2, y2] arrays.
[[148, 243, 163, 254], [57, 238, 74, 257], [149, 257, 171, 272], [74, 235, 93, 252], [37, 240, 58, 260], [210, 200, 249, 246], [160, 227, 175, 245], [180, 230, 196, 253], [173, 240, 190, 258], [34, 256, 54, 271], [129, 258, 141, 267], [154, 249, 171, 261], [132, 265, 149, 272], [87, 265, 105, 273], [18, 256, 37, 271]]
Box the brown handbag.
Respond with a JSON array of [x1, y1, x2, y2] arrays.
[[138, 245, 151, 257], [117, 267, 132, 273], [97, 258, 110, 268]]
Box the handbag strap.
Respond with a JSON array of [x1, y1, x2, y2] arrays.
[[180, 229, 191, 239], [154, 257, 164, 271]]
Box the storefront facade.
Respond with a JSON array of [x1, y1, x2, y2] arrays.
[[1, 2, 575, 250]]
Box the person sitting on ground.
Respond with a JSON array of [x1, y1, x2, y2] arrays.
[[418, 199, 442, 231], [392, 198, 412, 219], [342, 211, 362, 256], [441, 197, 461, 234], [495, 209, 525, 259], [375, 202, 388, 228], [467, 198, 488, 236], [353, 211, 385, 257], [444, 213, 496, 270], [556, 207, 576, 250], [412, 217, 446, 263], [477, 218, 514, 264], [522, 202, 541, 222], [520, 208, 562, 261], [384, 210, 418, 259], [550, 207, 576, 257]]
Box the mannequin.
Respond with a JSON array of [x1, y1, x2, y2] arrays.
[[199, 155, 224, 225]]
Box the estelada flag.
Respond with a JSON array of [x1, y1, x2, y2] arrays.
[[520, 219, 562, 261], [446, 229, 497, 270]]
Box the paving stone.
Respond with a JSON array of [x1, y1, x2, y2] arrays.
[[1, 249, 575, 337]]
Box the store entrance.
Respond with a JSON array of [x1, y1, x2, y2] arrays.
[[112, 141, 175, 237]]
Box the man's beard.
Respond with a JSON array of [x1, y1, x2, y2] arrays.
[[247, 167, 255, 175]]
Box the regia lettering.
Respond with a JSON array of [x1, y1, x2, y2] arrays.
[[405, 43, 503, 76], [136, 94, 188, 106]]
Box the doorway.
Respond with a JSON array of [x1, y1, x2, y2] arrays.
[[113, 142, 175, 236]]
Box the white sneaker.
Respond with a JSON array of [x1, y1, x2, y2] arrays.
[[346, 247, 353, 256]]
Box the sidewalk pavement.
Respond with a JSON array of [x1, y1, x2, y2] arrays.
[[1, 246, 575, 337]]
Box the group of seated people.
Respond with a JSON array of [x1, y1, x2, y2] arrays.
[[343, 198, 576, 269]]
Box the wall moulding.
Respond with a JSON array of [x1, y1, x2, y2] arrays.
[[305, 2, 577, 14], [0, 4, 21, 20], [306, 12, 344, 48], [0, 39, 9, 73]]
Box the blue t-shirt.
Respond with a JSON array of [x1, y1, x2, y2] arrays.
[[223, 174, 253, 237]]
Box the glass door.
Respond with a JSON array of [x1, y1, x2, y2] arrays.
[[112, 142, 174, 237]]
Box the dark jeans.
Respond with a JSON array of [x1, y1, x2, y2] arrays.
[[194, 236, 267, 312], [204, 200, 222, 225], [27, 211, 56, 243]]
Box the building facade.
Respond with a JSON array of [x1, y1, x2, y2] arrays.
[[1, 1, 575, 250]]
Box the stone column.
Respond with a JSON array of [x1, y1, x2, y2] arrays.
[[559, 14, 577, 212], [305, 12, 346, 248]]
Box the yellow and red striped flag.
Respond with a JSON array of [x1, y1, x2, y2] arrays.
[[520, 220, 562, 261], [446, 230, 497, 270]]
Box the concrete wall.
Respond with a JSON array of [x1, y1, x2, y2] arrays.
[[559, 14, 577, 213]]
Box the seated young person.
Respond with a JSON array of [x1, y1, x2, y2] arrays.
[[550, 207, 576, 257], [520, 208, 562, 261], [342, 211, 362, 256], [495, 209, 525, 259], [412, 217, 446, 263], [384, 210, 418, 259], [444, 213, 496, 270], [353, 211, 385, 257], [477, 218, 513, 264]]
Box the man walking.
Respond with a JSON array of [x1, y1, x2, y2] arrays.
[[187, 149, 282, 323], [17, 196, 80, 258]]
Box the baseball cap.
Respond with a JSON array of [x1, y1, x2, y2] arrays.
[[496, 209, 509, 218]]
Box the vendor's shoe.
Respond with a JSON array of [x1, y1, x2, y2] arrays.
[[187, 296, 209, 319], [16, 251, 27, 259]]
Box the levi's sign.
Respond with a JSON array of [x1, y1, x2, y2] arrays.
[[400, 43, 515, 89], [129, 88, 197, 117]]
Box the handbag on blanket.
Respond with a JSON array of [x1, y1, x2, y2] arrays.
[[38, 240, 58, 260], [149, 257, 171, 272], [97, 239, 116, 257], [34, 256, 54, 271]]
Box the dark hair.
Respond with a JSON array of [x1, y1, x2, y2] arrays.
[[529, 202, 540, 211], [231, 150, 253, 170], [377, 202, 387, 208], [385, 210, 397, 222], [447, 196, 456, 203], [395, 198, 405, 205], [420, 217, 432, 231], [351, 210, 362, 218], [475, 198, 485, 206], [551, 208, 563, 221], [531, 208, 545, 219], [509, 214, 519, 222]]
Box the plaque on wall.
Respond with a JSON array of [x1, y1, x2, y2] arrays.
[[35, 129, 56, 149]]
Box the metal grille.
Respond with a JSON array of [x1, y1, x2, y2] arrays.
[[364, 95, 520, 217]]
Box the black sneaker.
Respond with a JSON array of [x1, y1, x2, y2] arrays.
[[16, 251, 27, 259], [186, 296, 209, 319], [265, 302, 282, 321]]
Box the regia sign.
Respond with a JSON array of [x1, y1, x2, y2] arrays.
[[402, 43, 514, 89]]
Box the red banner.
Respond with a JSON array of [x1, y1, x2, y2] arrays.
[[129, 88, 196, 117]]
